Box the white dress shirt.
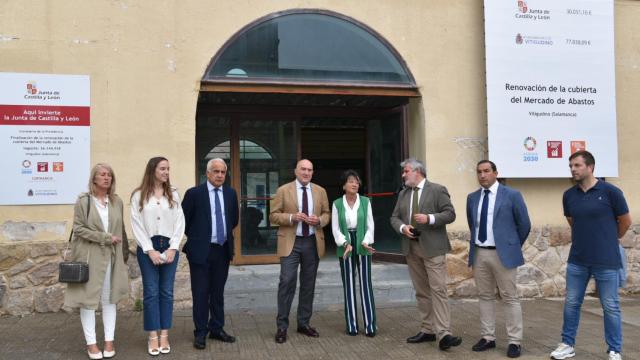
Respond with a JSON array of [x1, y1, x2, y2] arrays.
[[295, 179, 315, 236], [399, 178, 435, 234], [207, 181, 227, 244], [92, 196, 109, 232], [475, 181, 499, 247], [331, 194, 375, 247], [130, 189, 186, 252]]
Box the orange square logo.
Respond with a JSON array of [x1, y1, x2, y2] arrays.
[[53, 162, 64, 172], [570, 141, 586, 154]]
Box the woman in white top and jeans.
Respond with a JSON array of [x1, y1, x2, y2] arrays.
[[130, 157, 185, 356]]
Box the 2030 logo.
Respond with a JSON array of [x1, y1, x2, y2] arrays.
[[522, 136, 539, 162]]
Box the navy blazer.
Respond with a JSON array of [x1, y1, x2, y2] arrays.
[[182, 182, 239, 264], [466, 184, 531, 269]]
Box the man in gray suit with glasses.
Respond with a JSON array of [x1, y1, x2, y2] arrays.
[[390, 158, 461, 351]]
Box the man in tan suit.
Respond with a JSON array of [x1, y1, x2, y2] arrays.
[[390, 158, 462, 351], [270, 159, 331, 344]]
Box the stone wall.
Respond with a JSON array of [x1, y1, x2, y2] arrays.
[[0, 242, 66, 315], [1, 225, 638, 316], [0, 240, 198, 316], [446, 224, 640, 297]]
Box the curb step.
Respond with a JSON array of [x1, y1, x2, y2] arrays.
[[222, 260, 417, 312]]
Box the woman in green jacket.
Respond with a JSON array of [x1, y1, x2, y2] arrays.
[[331, 169, 377, 337]]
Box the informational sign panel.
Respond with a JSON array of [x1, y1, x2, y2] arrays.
[[0, 73, 90, 205], [484, 0, 617, 177]]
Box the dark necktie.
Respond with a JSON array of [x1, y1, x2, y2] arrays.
[[301, 186, 309, 237], [478, 189, 490, 243], [411, 187, 419, 227], [214, 188, 225, 244]]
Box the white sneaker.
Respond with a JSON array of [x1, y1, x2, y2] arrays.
[[550, 343, 575, 359], [608, 351, 622, 360]]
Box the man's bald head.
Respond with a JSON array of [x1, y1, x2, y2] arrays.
[[295, 159, 314, 186]]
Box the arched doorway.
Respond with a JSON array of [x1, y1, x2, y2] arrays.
[[196, 9, 420, 264]]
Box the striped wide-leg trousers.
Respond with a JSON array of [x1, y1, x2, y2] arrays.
[[338, 230, 377, 335]]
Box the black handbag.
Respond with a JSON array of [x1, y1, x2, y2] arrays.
[[58, 260, 89, 283], [59, 196, 90, 283]]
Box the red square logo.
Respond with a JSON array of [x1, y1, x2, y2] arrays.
[[37, 162, 48, 172], [53, 162, 64, 172], [571, 141, 586, 154], [547, 141, 563, 158]]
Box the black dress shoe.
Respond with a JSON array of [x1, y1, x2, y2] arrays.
[[296, 325, 319, 337], [346, 331, 358, 336], [507, 344, 521, 358], [275, 328, 287, 344], [472, 338, 496, 352], [406, 332, 436, 343], [193, 335, 206, 349], [438, 334, 462, 350], [209, 329, 236, 343], [365, 332, 376, 338]]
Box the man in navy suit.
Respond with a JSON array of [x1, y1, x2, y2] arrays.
[[466, 160, 531, 358], [182, 158, 239, 349]]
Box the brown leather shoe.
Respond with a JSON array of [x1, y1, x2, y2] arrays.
[[275, 328, 287, 344], [296, 325, 319, 337]]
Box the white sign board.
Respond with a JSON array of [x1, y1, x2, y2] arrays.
[[484, 0, 617, 177], [0, 73, 90, 205]]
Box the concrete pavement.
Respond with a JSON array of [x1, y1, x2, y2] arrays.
[[1, 296, 639, 359]]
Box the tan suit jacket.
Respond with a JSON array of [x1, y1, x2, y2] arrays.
[[390, 180, 456, 257], [269, 181, 331, 257]]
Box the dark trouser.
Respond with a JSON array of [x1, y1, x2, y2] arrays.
[[188, 242, 230, 337], [137, 235, 179, 331], [276, 235, 319, 330]]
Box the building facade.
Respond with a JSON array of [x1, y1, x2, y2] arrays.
[[0, 0, 639, 315]]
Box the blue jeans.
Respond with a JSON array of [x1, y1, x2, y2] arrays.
[[137, 236, 179, 331], [561, 262, 622, 353]]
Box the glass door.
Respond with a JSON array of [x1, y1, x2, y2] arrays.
[[234, 117, 298, 264], [367, 110, 405, 254], [196, 115, 232, 184], [196, 107, 407, 264]]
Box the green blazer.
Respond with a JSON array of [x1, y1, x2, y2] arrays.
[[333, 195, 373, 257]]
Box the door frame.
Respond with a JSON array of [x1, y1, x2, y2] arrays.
[[196, 103, 409, 265]]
